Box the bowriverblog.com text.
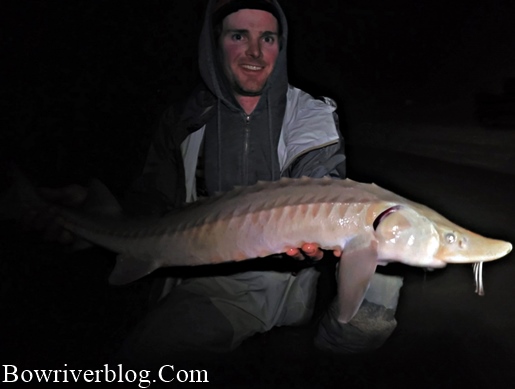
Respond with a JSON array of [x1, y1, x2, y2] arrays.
[[3, 364, 209, 387]]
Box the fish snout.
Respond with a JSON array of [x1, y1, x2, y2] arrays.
[[437, 231, 512, 264]]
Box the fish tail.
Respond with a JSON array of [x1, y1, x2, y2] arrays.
[[0, 164, 45, 221]]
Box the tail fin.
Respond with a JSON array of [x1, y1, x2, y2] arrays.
[[82, 178, 123, 217], [0, 165, 45, 221], [2, 165, 123, 218]]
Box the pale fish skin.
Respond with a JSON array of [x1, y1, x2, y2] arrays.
[[17, 175, 512, 323]]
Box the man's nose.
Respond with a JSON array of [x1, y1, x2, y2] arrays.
[[246, 39, 262, 58]]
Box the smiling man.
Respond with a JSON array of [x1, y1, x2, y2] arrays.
[[219, 8, 280, 112], [113, 0, 403, 364], [21, 0, 402, 365]]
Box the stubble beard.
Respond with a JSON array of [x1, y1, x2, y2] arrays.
[[230, 77, 265, 97]]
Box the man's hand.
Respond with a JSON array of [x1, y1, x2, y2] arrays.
[[286, 243, 342, 261], [22, 185, 88, 244]]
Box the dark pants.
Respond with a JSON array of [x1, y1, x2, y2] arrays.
[[115, 269, 402, 367]]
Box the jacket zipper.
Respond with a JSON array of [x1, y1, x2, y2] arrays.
[[243, 114, 251, 182]]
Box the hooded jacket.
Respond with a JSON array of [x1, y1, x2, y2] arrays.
[[125, 0, 346, 214]]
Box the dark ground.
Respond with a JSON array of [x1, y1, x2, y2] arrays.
[[1, 0, 515, 388]]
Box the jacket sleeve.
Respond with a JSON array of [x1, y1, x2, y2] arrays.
[[284, 109, 346, 179], [122, 105, 186, 217], [122, 85, 217, 217]]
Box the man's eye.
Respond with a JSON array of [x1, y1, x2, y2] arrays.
[[263, 36, 275, 44], [232, 33, 243, 41]]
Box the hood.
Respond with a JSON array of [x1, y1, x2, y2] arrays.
[[198, 0, 289, 111], [195, 0, 290, 195]]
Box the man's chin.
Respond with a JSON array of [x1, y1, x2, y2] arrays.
[[233, 82, 265, 97]]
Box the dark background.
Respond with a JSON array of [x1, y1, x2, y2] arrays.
[[1, 0, 515, 387], [3, 0, 514, 188]]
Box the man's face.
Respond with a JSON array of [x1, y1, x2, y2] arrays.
[[219, 9, 280, 97]]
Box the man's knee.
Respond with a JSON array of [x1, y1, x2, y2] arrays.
[[115, 288, 235, 366], [314, 299, 397, 354], [314, 273, 403, 354]]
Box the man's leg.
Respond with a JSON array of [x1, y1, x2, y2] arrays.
[[115, 268, 320, 366], [115, 286, 235, 367]]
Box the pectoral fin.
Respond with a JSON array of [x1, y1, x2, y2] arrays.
[[337, 237, 378, 323], [109, 254, 160, 285]]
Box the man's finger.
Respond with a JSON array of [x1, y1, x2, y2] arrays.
[[286, 247, 304, 260], [301, 243, 324, 260]]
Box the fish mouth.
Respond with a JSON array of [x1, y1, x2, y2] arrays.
[[473, 242, 511, 296]]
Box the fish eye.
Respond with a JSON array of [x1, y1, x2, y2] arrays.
[[445, 232, 457, 244]]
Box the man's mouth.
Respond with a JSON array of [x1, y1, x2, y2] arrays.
[[241, 64, 264, 71]]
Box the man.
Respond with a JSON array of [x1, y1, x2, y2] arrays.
[[115, 0, 402, 364], [29, 0, 403, 364]]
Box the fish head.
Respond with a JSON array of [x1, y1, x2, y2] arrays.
[[375, 206, 444, 268], [432, 224, 512, 264], [374, 205, 512, 267]]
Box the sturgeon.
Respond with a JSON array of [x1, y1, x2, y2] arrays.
[[15, 175, 512, 323]]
